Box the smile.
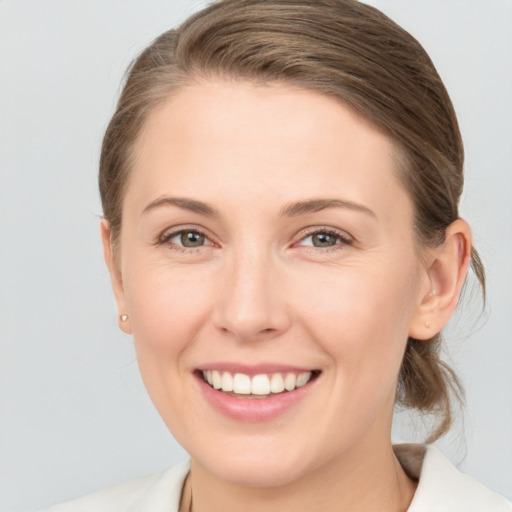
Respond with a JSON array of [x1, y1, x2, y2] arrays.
[[201, 370, 318, 398], [195, 366, 321, 421]]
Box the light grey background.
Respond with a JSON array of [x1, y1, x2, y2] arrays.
[[1, 1, 510, 510]]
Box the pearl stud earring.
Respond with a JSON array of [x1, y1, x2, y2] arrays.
[[120, 314, 128, 322]]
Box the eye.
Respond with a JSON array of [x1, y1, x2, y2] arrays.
[[159, 229, 211, 249], [297, 229, 352, 249]]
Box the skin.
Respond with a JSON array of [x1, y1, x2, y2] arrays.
[[101, 81, 471, 512]]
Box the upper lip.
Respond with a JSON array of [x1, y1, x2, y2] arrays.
[[195, 362, 318, 376]]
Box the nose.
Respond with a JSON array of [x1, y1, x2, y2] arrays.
[[213, 246, 291, 342]]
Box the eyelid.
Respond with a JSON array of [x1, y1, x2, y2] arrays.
[[156, 224, 353, 250], [294, 226, 354, 247], [157, 225, 217, 248]]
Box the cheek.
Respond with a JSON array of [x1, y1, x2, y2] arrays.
[[120, 260, 219, 425], [296, 261, 418, 390], [292, 264, 420, 455], [122, 259, 215, 359]]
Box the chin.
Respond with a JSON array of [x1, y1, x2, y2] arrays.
[[187, 435, 320, 488], [206, 456, 310, 488]]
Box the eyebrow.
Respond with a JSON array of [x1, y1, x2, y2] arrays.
[[142, 197, 219, 217], [280, 198, 376, 218], [142, 196, 376, 219]]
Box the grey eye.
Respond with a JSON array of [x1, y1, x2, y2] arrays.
[[179, 231, 206, 247], [309, 232, 340, 247]]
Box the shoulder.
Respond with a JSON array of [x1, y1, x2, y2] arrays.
[[42, 460, 190, 512], [394, 444, 511, 511]]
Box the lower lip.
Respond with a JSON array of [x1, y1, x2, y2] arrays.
[[195, 373, 318, 422]]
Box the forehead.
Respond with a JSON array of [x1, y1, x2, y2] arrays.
[[128, 81, 412, 223]]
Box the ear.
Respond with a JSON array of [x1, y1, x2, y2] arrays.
[[100, 219, 132, 334], [409, 219, 472, 340]]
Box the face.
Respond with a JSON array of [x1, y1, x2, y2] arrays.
[[107, 81, 432, 486]]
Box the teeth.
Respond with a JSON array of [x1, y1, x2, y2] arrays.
[[284, 373, 296, 391], [270, 373, 285, 393], [233, 373, 251, 394], [296, 371, 312, 387], [202, 370, 314, 396], [251, 374, 270, 395], [212, 370, 222, 390], [221, 372, 233, 392]]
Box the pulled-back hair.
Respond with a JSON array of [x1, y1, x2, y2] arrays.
[[99, 0, 485, 441]]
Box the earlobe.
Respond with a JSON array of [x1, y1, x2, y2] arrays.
[[100, 219, 132, 334], [409, 219, 472, 340]]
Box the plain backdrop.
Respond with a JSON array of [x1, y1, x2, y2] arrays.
[[1, 1, 511, 510]]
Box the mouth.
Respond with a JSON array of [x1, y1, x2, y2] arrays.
[[197, 369, 321, 399]]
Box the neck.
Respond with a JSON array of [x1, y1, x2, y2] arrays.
[[184, 440, 417, 512]]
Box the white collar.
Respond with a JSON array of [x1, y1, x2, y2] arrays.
[[395, 444, 510, 511], [54, 445, 510, 511]]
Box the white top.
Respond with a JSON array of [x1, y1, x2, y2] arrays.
[[44, 444, 511, 511]]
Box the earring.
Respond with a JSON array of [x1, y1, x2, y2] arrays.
[[120, 314, 128, 322]]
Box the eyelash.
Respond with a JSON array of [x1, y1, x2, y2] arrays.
[[158, 227, 213, 253], [157, 227, 353, 253], [295, 228, 353, 251]]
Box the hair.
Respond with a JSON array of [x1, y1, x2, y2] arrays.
[[99, 0, 485, 441]]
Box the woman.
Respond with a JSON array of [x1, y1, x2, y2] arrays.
[[45, 0, 511, 510]]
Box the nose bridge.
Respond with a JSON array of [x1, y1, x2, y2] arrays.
[[214, 240, 289, 340]]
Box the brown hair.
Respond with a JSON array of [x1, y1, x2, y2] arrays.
[[99, 0, 485, 441]]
